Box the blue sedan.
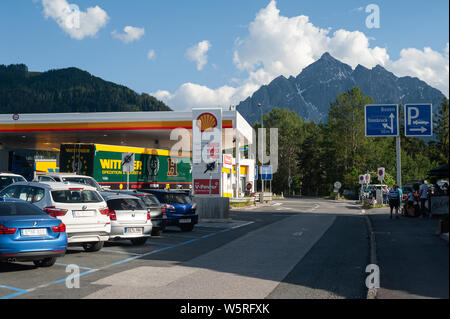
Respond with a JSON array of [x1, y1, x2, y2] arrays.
[[140, 190, 198, 232], [0, 198, 67, 267]]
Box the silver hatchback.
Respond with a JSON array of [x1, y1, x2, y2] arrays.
[[100, 193, 152, 245]]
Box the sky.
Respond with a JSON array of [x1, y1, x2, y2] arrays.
[[0, 0, 448, 111]]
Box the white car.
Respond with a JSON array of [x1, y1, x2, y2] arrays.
[[0, 182, 111, 252], [0, 172, 27, 191], [100, 192, 152, 245], [35, 173, 105, 192]]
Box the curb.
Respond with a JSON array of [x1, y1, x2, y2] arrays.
[[364, 213, 378, 299]]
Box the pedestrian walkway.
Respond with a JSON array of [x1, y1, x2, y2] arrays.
[[368, 208, 449, 299]]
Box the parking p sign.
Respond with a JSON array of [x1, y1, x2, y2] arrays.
[[359, 175, 365, 184], [405, 104, 433, 137], [377, 167, 385, 182]]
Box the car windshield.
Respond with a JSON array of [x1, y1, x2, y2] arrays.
[[136, 195, 160, 206], [51, 190, 103, 203], [163, 193, 192, 205], [107, 198, 146, 211], [0, 202, 46, 216], [62, 177, 101, 190], [0, 176, 25, 189]]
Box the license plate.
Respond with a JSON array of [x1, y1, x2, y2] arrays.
[[22, 228, 47, 236], [125, 227, 143, 234], [73, 211, 95, 217], [179, 219, 191, 224]]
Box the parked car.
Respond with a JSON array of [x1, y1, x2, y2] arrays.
[[0, 182, 110, 252], [0, 172, 27, 191], [118, 190, 167, 236], [140, 189, 198, 232], [0, 197, 67, 267], [35, 173, 106, 192], [100, 192, 152, 245]]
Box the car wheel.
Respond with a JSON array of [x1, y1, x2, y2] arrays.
[[33, 257, 57, 267], [130, 237, 148, 246], [151, 229, 162, 236], [82, 241, 104, 252], [180, 223, 194, 232]]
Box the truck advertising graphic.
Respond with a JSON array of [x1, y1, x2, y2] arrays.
[[59, 143, 192, 190]]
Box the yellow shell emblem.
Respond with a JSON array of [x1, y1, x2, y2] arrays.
[[196, 113, 218, 132]]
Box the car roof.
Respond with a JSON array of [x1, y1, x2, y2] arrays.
[[118, 190, 157, 196], [100, 192, 140, 200], [0, 172, 25, 177], [4, 181, 98, 191], [41, 174, 94, 178], [0, 197, 28, 203], [143, 189, 187, 194]]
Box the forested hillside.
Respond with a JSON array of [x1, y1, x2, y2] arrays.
[[0, 64, 171, 114]]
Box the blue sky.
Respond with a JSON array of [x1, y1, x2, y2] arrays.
[[0, 0, 448, 109]]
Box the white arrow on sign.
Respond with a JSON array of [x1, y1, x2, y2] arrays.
[[382, 113, 395, 133], [410, 127, 427, 133]]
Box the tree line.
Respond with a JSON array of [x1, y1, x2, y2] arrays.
[[254, 87, 449, 197], [0, 64, 171, 114]]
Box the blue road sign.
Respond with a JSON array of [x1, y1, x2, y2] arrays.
[[404, 104, 433, 137], [365, 104, 399, 137], [260, 165, 272, 181], [255, 165, 258, 181]]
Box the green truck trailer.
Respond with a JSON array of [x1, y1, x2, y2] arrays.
[[59, 143, 192, 190]]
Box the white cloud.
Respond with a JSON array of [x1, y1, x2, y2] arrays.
[[233, 0, 389, 77], [154, 0, 448, 110], [111, 26, 145, 43], [147, 49, 156, 60], [186, 40, 211, 71], [41, 0, 109, 40], [387, 45, 449, 96], [153, 83, 237, 110]]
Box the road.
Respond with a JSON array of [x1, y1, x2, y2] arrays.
[[0, 198, 385, 299]]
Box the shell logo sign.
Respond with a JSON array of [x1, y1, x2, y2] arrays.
[[196, 113, 218, 132]]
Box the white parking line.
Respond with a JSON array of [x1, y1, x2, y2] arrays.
[[231, 221, 255, 229], [99, 249, 143, 256]]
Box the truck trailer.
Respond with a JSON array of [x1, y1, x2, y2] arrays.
[[59, 143, 192, 190]]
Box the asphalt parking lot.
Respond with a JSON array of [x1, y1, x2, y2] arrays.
[[0, 220, 252, 299]]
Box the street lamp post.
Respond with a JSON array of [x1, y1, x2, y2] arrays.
[[258, 103, 263, 195]]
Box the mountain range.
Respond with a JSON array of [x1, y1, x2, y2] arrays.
[[236, 52, 447, 125]]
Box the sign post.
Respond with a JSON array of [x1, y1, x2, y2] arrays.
[[192, 109, 222, 197], [365, 104, 401, 187], [377, 167, 385, 183], [121, 153, 135, 190], [334, 181, 342, 198]]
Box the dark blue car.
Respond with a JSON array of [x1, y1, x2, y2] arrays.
[[140, 190, 198, 232], [0, 198, 67, 267]]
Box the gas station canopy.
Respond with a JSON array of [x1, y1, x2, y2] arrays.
[[0, 110, 253, 152]]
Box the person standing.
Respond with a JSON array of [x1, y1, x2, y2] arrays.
[[388, 185, 401, 219], [418, 180, 429, 218], [382, 186, 389, 204]]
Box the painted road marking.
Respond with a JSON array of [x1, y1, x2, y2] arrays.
[[98, 249, 143, 256], [55, 263, 96, 271], [0, 284, 30, 300]]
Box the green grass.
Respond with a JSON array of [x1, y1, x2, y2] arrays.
[[230, 201, 254, 208]]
